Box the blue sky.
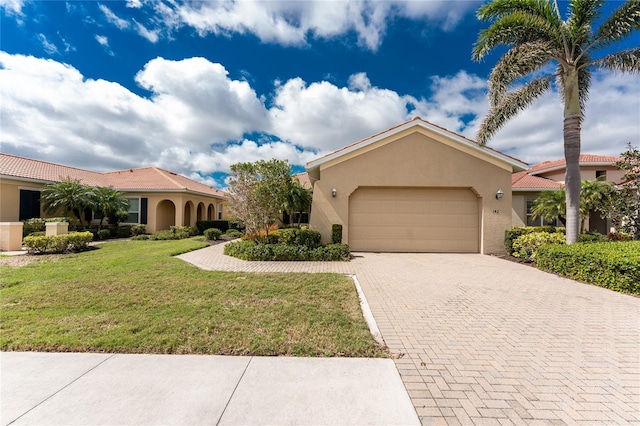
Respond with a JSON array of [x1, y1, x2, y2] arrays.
[[1, 0, 638, 188]]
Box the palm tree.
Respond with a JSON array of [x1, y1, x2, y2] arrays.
[[91, 186, 130, 229], [282, 181, 312, 227], [531, 179, 614, 229], [41, 177, 94, 227], [531, 189, 567, 225], [473, 0, 640, 244]]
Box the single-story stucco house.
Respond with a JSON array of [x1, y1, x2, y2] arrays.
[[512, 154, 624, 233], [305, 117, 529, 254], [0, 153, 228, 232]]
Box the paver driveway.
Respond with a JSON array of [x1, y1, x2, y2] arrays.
[[179, 245, 640, 425]]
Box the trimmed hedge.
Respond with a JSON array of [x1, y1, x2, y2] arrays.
[[195, 220, 240, 234], [22, 217, 77, 237], [225, 229, 243, 238], [149, 226, 192, 240], [269, 228, 321, 248], [505, 226, 564, 255], [331, 224, 343, 244], [512, 232, 565, 261], [204, 228, 223, 240], [224, 241, 350, 261], [537, 241, 640, 294], [23, 231, 93, 254]]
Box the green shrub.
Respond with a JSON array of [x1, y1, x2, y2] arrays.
[[23, 231, 92, 254], [579, 232, 606, 243], [223, 241, 350, 261], [537, 241, 640, 294], [131, 234, 150, 240], [21, 217, 77, 237], [505, 226, 564, 255], [204, 228, 223, 240], [27, 231, 45, 237], [131, 224, 147, 236], [512, 232, 565, 261], [607, 232, 632, 241], [225, 229, 242, 238], [97, 229, 111, 240], [116, 225, 133, 238], [297, 229, 321, 248], [331, 224, 343, 244], [196, 220, 230, 234]]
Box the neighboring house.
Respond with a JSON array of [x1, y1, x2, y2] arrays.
[[512, 154, 624, 233], [0, 153, 227, 233], [305, 117, 528, 254]]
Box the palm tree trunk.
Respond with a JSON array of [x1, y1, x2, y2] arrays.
[[563, 70, 581, 245]]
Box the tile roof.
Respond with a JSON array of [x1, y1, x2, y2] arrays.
[[512, 171, 564, 190], [293, 172, 312, 189], [529, 154, 621, 174], [0, 153, 225, 197]]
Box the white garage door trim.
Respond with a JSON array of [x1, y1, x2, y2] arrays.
[[348, 187, 479, 253]]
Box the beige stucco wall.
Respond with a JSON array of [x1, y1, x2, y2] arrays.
[[511, 193, 528, 227], [308, 128, 514, 254], [0, 179, 45, 222], [538, 166, 625, 184]]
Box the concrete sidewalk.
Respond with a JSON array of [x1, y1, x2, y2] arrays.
[[1, 352, 419, 425]]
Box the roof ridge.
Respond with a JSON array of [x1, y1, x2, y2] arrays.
[[150, 167, 187, 190]]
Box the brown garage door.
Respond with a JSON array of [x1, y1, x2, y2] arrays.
[[349, 187, 479, 252]]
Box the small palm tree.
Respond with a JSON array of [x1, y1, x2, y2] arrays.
[[91, 186, 130, 229], [532, 179, 614, 230], [282, 181, 312, 227], [531, 189, 567, 225], [41, 178, 94, 226], [473, 0, 640, 244]]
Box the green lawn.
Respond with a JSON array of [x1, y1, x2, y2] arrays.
[[0, 238, 386, 357]]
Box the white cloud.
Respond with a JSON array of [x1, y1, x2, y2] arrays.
[[1, 51, 637, 188], [99, 4, 130, 30], [94, 34, 114, 56], [269, 74, 417, 151], [133, 19, 160, 43], [37, 33, 58, 55], [152, 0, 479, 50], [0, 0, 24, 16]]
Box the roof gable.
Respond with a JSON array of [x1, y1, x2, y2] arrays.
[[529, 154, 621, 175], [306, 117, 528, 175]]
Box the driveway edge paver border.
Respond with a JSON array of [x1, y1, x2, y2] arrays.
[[349, 274, 385, 346]]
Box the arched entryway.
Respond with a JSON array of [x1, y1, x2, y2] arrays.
[[197, 202, 205, 222], [207, 204, 214, 220], [156, 200, 176, 231], [183, 201, 194, 226]]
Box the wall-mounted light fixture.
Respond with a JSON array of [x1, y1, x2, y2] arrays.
[[495, 189, 504, 200], [331, 188, 337, 198]]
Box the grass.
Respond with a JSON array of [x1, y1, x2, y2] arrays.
[[0, 238, 386, 357]]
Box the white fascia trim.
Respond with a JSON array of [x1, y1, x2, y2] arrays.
[[306, 120, 528, 171], [0, 174, 54, 185], [117, 188, 226, 198]]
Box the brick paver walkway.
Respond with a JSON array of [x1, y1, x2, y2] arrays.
[[179, 244, 640, 425]]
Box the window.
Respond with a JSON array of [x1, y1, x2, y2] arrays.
[[526, 198, 557, 227], [217, 203, 223, 220], [125, 197, 140, 224], [596, 170, 606, 180], [19, 189, 41, 220]]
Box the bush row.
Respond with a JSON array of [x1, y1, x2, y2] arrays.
[[262, 228, 322, 248], [537, 241, 640, 294], [195, 220, 241, 234], [22, 217, 78, 237], [504, 226, 564, 255], [512, 232, 565, 261], [23, 231, 93, 254], [224, 241, 350, 261]]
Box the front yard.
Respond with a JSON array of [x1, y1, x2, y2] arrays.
[[0, 238, 385, 357]]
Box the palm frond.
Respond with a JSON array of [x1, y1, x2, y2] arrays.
[[488, 40, 556, 106], [594, 0, 640, 48], [477, 76, 553, 145], [591, 47, 640, 73], [567, 0, 604, 46], [477, 0, 561, 25], [473, 11, 562, 60]]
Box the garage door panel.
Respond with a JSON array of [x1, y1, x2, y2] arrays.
[[349, 187, 479, 253]]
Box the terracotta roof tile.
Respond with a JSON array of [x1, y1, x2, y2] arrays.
[[512, 171, 563, 189], [0, 153, 225, 197], [529, 154, 621, 174], [293, 172, 312, 189]]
